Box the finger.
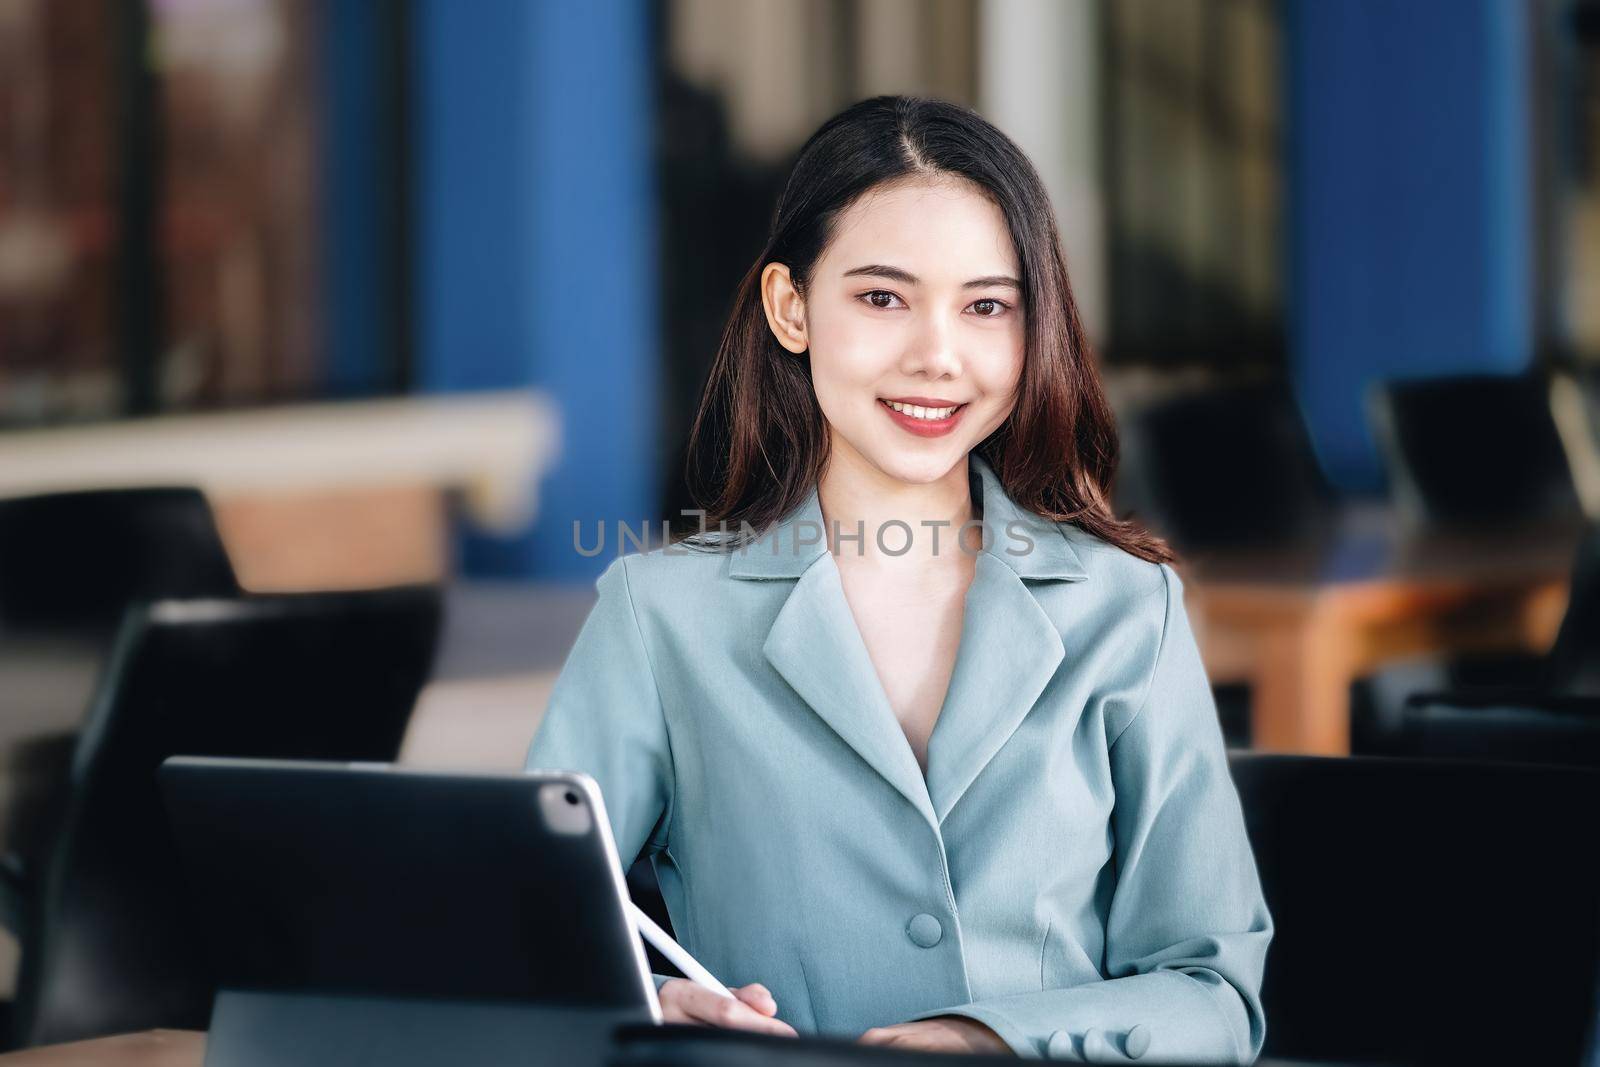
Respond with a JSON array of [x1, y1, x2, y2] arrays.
[[657, 979, 697, 1025], [735, 984, 778, 1016], [708, 998, 797, 1038], [684, 985, 797, 1037], [736, 994, 777, 1016]]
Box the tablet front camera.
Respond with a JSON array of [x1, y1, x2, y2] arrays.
[[538, 781, 595, 836]]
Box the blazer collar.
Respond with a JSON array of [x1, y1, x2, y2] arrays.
[[727, 452, 1090, 582], [740, 453, 1087, 833]]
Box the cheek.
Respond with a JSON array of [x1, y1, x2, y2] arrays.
[[806, 317, 895, 395], [975, 333, 1025, 401]]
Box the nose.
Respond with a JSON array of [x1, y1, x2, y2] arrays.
[[899, 308, 964, 381]]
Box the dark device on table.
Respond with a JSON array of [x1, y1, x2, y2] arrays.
[[158, 756, 660, 1066]]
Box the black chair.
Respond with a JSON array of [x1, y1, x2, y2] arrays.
[[1543, 519, 1600, 697], [0, 487, 240, 632], [0, 585, 443, 1050], [1230, 752, 1600, 1065], [1352, 521, 1600, 763], [1351, 374, 1589, 758], [1373, 694, 1600, 767], [1115, 378, 1339, 552], [1368, 372, 1582, 528], [0, 487, 244, 979]]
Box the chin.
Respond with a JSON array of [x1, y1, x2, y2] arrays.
[[864, 446, 970, 486]]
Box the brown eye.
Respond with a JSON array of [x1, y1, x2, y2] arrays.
[[972, 299, 1001, 317], [867, 291, 896, 309]]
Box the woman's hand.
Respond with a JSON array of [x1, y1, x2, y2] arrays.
[[658, 978, 799, 1038], [858, 1015, 1013, 1054]]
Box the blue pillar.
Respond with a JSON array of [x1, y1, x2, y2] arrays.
[[413, 0, 660, 580], [1285, 0, 1532, 494], [320, 0, 391, 396]]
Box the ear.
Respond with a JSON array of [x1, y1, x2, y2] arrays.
[[760, 262, 809, 354]]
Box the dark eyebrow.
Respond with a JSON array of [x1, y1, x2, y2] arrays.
[[841, 264, 1021, 290]]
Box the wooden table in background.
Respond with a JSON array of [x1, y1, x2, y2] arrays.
[[0, 390, 559, 592], [0, 1031, 202, 1066], [1178, 507, 1586, 756]]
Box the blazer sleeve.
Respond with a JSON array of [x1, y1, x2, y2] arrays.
[[523, 555, 680, 994], [907, 562, 1274, 1063]]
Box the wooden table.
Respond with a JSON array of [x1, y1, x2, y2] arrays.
[[0, 1029, 1344, 1065], [0, 390, 560, 591], [0, 1031, 202, 1066], [1178, 506, 1586, 756]]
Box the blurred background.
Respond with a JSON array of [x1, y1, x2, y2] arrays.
[[3, 0, 1600, 1059], [3, 0, 1599, 570]]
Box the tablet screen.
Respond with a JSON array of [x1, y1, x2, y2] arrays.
[[159, 757, 660, 1018]]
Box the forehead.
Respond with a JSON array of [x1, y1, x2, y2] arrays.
[[819, 177, 1018, 277]]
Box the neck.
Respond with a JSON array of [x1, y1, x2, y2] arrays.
[[816, 444, 982, 570]]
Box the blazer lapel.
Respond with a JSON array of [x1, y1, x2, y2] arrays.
[[923, 552, 1068, 823], [924, 455, 1087, 823], [728, 482, 940, 831], [729, 453, 1089, 834], [762, 555, 940, 833]]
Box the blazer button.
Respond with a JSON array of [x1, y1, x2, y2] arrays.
[[905, 913, 943, 947], [1046, 1029, 1079, 1060], [1081, 1028, 1112, 1061], [1125, 1023, 1151, 1059]]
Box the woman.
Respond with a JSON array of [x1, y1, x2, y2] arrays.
[[527, 95, 1272, 1063]]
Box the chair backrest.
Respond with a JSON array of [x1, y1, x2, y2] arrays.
[[1229, 752, 1600, 1065], [1369, 373, 1583, 527], [7, 585, 444, 1049], [0, 487, 239, 631], [1115, 379, 1337, 551], [1393, 696, 1600, 767], [1545, 521, 1600, 697]]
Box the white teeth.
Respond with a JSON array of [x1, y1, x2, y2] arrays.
[[885, 400, 958, 420]]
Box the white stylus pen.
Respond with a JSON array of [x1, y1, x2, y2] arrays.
[[627, 900, 737, 1000]]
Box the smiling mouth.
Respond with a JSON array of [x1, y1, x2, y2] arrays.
[[878, 399, 966, 421]]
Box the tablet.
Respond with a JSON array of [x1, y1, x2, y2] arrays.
[[159, 756, 661, 1066]]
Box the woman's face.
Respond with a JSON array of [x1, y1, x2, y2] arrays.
[[761, 176, 1026, 487]]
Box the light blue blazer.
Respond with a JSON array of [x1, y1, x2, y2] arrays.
[[525, 452, 1273, 1063]]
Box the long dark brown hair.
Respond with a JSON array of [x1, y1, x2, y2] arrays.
[[677, 94, 1175, 566]]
